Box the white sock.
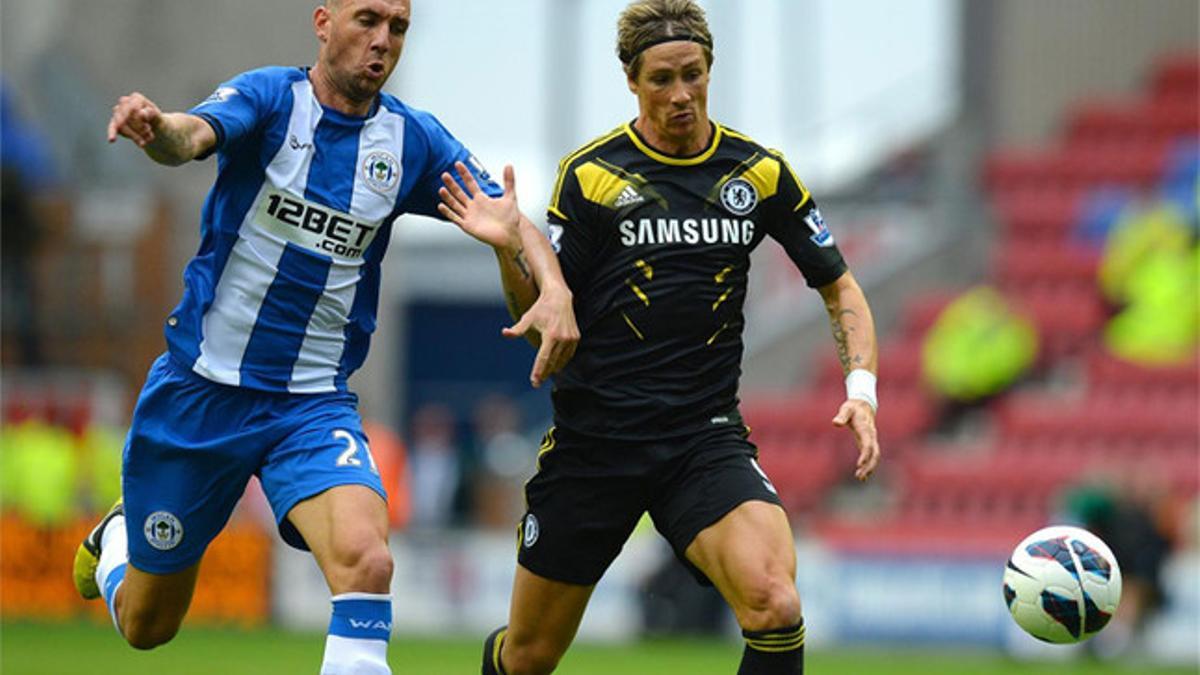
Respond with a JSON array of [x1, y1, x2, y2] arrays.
[[320, 592, 392, 675], [96, 514, 129, 632]]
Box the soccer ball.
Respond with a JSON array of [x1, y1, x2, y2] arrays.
[[1002, 525, 1122, 643]]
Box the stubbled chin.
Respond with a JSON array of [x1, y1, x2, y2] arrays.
[[345, 79, 383, 103]]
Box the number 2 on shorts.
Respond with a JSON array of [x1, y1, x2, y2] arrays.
[[333, 429, 378, 474]]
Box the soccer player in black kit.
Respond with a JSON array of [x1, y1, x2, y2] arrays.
[[438, 1, 881, 673]]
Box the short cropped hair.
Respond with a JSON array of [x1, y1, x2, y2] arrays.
[[616, 0, 714, 79]]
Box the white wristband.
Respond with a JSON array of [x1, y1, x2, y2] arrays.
[[845, 369, 878, 412]]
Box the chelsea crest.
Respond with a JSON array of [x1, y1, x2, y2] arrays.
[[720, 178, 758, 215]]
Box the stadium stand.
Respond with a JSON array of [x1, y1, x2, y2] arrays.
[[746, 51, 1200, 555]]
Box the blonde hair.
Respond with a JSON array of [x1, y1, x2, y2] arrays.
[[616, 0, 713, 79]]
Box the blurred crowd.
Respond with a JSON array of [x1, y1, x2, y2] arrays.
[[0, 389, 543, 535]]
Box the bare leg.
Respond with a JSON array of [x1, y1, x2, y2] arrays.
[[491, 565, 594, 675], [115, 562, 203, 649], [287, 485, 393, 593], [686, 500, 804, 674], [288, 485, 393, 675]]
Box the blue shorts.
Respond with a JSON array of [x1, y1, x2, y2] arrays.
[[122, 354, 386, 574]]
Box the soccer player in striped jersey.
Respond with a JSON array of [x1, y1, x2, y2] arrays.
[[443, 1, 881, 673], [72, 1, 578, 673]]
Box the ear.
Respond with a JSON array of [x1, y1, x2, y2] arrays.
[[626, 70, 638, 95], [313, 5, 331, 43]]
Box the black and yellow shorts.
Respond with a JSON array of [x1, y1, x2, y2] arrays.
[[516, 424, 784, 587]]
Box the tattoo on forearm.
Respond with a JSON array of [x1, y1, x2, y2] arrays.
[[831, 308, 861, 374], [512, 248, 531, 281], [154, 122, 193, 160], [504, 291, 521, 321]]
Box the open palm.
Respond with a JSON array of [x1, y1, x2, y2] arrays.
[[437, 161, 520, 249]]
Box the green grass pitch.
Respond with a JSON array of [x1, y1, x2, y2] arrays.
[[1, 622, 1192, 674]]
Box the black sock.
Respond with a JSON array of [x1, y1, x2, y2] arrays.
[[738, 620, 805, 674], [481, 625, 509, 675]]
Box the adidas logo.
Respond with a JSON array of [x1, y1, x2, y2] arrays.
[[614, 185, 644, 208]]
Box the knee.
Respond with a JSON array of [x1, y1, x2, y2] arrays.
[[735, 573, 802, 632], [329, 535, 394, 592], [121, 609, 183, 650], [503, 637, 564, 675]]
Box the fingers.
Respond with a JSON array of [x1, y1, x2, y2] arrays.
[[440, 170, 470, 207], [501, 313, 532, 340], [530, 327, 579, 386], [107, 97, 134, 143], [832, 401, 881, 481], [502, 164, 516, 196], [558, 334, 578, 367], [529, 340, 552, 388], [527, 332, 578, 388], [503, 313, 543, 387], [435, 201, 464, 227], [832, 405, 851, 426], [854, 428, 881, 481], [108, 93, 159, 147], [454, 160, 482, 196], [505, 300, 580, 388]]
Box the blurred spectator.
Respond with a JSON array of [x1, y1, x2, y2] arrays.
[[1098, 202, 1198, 365], [1098, 202, 1194, 304], [1075, 187, 1135, 249], [1159, 138, 1200, 226], [470, 394, 533, 530], [0, 420, 78, 526], [921, 285, 1039, 403], [407, 404, 461, 529], [1058, 471, 1174, 658], [1, 83, 65, 366], [363, 419, 411, 530], [1103, 245, 1198, 365], [78, 422, 124, 513]]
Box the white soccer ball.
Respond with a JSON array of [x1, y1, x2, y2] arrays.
[[1002, 525, 1123, 644]]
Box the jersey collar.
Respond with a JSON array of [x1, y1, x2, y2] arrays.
[[304, 66, 381, 123], [625, 120, 722, 166]]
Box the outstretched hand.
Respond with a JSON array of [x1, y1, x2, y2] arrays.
[[832, 400, 881, 481], [502, 286, 579, 388], [438, 161, 579, 387], [437, 162, 520, 249], [107, 92, 164, 147]]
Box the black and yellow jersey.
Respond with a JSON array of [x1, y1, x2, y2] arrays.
[[546, 120, 847, 440]]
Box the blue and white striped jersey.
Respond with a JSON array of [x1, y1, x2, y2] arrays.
[[167, 66, 498, 394]]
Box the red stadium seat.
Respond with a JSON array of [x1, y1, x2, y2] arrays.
[[752, 53, 1200, 557], [1145, 98, 1200, 137], [878, 338, 927, 387], [1150, 52, 1200, 104], [992, 238, 1100, 288], [1004, 285, 1106, 360], [1066, 99, 1154, 148], [1065, 99, 1197, 152], [756, 438, 843, 513], [898, 290, 959, 338], [984, 141, 1170, 195], [996, 390, 1199, 446], [990, 188, 1082, 244]]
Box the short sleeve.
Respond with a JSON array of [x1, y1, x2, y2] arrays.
[[763, 153, 848, 288], [545, 159, 601, 291], [188, 69, 273, 158], [403, 110, 501, 219]]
